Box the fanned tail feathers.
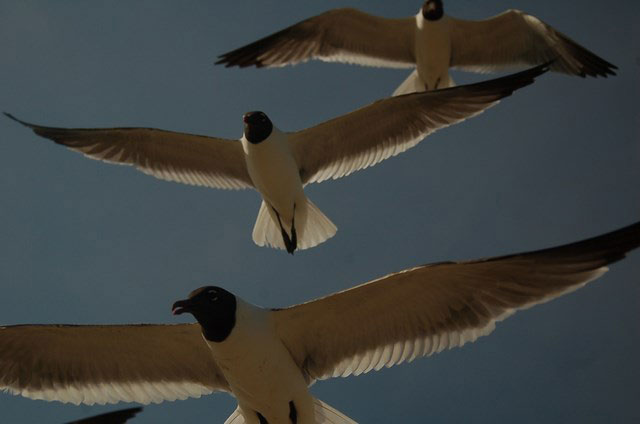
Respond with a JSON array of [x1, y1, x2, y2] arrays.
[[393, 69, 424, 96], [223, 398, 357, 423], [314, 398, 358, 423], [224, 408, 243, 424], [392, 69, 456, 96], [252, 198, 336, 252]]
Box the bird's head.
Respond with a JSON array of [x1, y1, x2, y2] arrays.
[[421, 0, 444, 21], [243, 111, 273, 144], [172, 286, 237, 342]]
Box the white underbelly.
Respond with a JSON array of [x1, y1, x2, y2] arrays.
[[217, 345, 314, 423], [208, 301, 315, 423], [245, 142, 304, 223], [416, 17, 452, 90]]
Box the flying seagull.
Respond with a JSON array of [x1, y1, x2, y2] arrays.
[[1, 221, 638, 423], [216, 0, 616, 95], [66, 407, 143, 424], [5, 64, 546, 254]]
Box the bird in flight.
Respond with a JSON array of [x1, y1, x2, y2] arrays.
[[1, 221, 638, 423], [217, 0, 616, 95], [6, 64, 547, 254]]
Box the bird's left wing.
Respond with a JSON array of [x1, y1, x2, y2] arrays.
[[0, 323, 229, 405], [448, 10, 617, 77], [216, 8, 416, 69], [289, 64, 547, 185], [274, 222, 640, 381], [5, 113, 253, 190]]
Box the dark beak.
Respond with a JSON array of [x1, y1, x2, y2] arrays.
[[172, 299, 191, 315]]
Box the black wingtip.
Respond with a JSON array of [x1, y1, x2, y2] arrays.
[[3, 112, 32, 128], [66, 406, 143, 424], [4, 112, 19, 122], [499, 221, 640, 267]]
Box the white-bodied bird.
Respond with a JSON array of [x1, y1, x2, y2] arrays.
[[216, 0, 616, 95], [1, 222, 639, 423], [6, 64, 547, 254]]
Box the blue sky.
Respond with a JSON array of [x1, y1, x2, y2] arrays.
[[1, 1, 638, 422]]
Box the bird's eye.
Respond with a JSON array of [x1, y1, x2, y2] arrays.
[[207, 289, 218, 301]]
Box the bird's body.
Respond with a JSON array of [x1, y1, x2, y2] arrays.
[[414, 12, 452, 91], [242, 126, 307, 250], [5, 64, 548, 254], [216, 1, 616, 95], [206, 299, 314, 424]]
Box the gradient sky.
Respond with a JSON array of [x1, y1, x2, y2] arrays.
[[1, 1, 639, 423]]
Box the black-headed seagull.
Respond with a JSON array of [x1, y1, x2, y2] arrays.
[[217, 0, 616, 95], [6, 64, 547, 254], [1, 221, 638, 423]]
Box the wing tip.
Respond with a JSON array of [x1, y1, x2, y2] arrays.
[[3, 112, 40, 130], [4, 111, 24, 125], [215, 53, 265, 69]]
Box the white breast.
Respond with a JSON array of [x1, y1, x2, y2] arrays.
[[242, 128, 304, 222], [415, 14, 452, 90], [207, 300, 314, 423]]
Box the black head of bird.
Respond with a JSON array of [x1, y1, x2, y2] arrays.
[[172, 286, 237, 342], [422, 0, 444, 21], [243, 111, 273, 144]]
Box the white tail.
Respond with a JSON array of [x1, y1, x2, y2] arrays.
[[393, 69, 456, 96], [314, 398, 358, 423], [224, 398, 357, 423], [224, 408, 244, 424], [252, 198, 336, 252]]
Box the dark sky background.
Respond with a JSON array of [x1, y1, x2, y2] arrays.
[[1, 1, 639, 423]]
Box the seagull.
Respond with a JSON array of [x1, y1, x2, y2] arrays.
[[66, 407, 143, 424], [5, 64, 546, 254], [1, 221, 638, 423], [216, 0, 617, 95]]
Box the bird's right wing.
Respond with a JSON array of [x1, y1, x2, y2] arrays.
[[290, 64, 548, 185], [449, 10, 617, 77], [0, 323, 229, 405], [5, 113, 253, 190], [216, 8, 416, 69], [274, 222, 640, 381]]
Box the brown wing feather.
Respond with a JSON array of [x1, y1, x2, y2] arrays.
[[290, 64, 548, 184], [216, 8, 415, 69], [5, 113, 252, 190], [274, 222, 640, 380], [449, 10, 616, 77], [0, 324, 227, 405]]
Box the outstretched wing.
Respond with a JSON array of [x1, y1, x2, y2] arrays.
[[274, 222, 640, 381], [289, 64, 547, 185], [216, 8, 415, 69], [0, 323, 228, 405], [6, 113, 253, 190], [449, 10, 616, 77]]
